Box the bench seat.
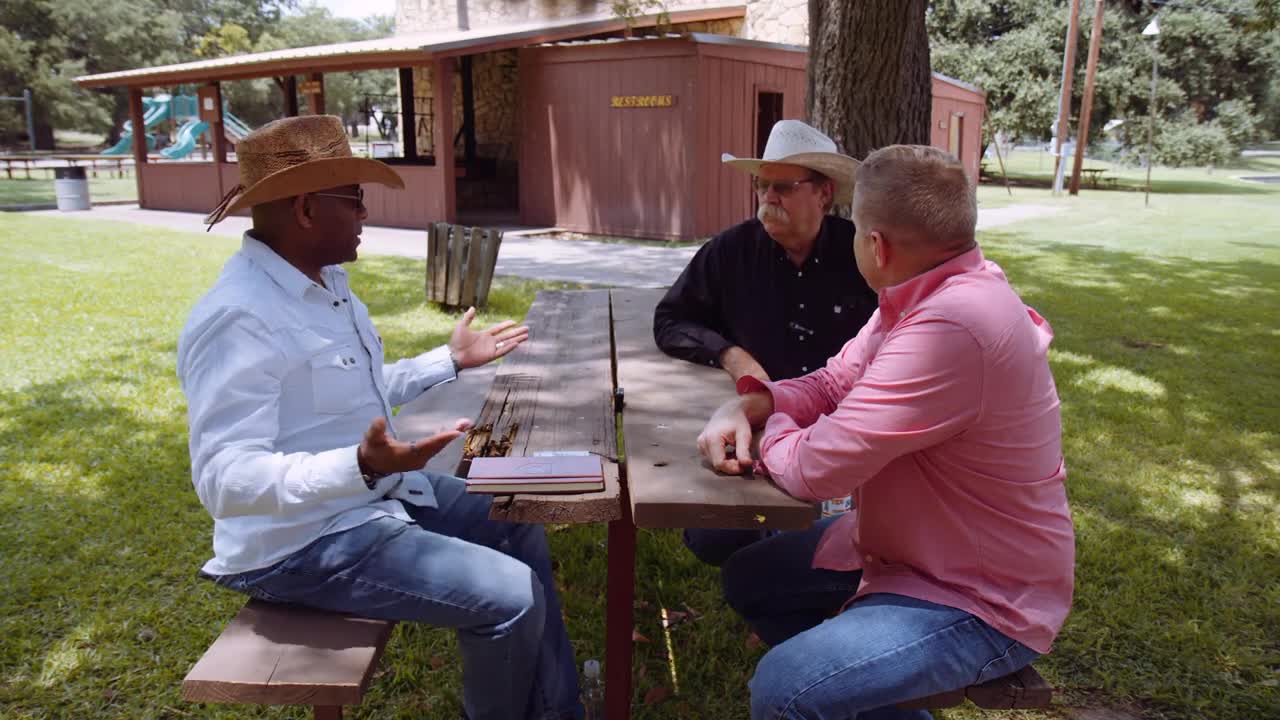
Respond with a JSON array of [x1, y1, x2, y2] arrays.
[[897, 664, 1053, 710], [182, 600, 396, 719]]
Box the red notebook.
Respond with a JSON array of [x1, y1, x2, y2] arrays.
[[465, 456, 605, 494]]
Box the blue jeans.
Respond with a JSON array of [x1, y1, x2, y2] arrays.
[[683, 528, 778, 566], [721, 518, 1040, 720], [207, 474, 580, 720]]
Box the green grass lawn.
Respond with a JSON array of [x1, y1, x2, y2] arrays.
[[0, 176, 138, 206], [1, 160, 1278, 720]]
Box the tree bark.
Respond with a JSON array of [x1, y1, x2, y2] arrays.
[[806, 0, 932, 161]]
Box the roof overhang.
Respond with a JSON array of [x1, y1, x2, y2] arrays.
[[75, 4, 746, 88]]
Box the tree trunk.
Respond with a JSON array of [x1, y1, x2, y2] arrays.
[[806, 0, 932, 161]]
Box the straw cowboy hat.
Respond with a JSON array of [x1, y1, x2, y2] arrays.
[[205, 114, 404, 227], [721, 120, 859, 204]]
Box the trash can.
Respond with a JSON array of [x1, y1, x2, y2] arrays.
[[53, 166, 91, 211]]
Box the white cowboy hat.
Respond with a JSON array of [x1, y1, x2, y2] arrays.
[[721, 120, 859, 204]]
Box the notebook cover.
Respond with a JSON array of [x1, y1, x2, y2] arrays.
[[467, 456, 603, 482]]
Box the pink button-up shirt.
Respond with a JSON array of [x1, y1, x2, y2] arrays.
[[738, 247, 1074, 653]]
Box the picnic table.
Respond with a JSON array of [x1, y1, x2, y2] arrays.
[[398, 288, 816, 719], [0, 154, 132, 180], [1081, 167, 1108, 189]]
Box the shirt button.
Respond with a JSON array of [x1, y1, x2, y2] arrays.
[[798, 303, 805, 310], [864, 554, 874, 563], [801, 366, 808, 372], [798, 335, 805, 342], [796, 271, 803, 278], [332, 300, 340, 307]]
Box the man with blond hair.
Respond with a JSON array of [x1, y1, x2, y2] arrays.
[[697, 145, 1075, 719]]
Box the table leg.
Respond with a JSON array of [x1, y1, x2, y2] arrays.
[[605, 501, 636, 719]]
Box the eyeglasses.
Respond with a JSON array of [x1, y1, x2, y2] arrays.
[[312, 188, 365, 207], [753, 177, 818, 196]]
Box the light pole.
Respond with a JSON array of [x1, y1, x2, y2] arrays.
[[1143, 17, 1160, 207]]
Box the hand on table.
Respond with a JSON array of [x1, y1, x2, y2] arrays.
[[448, 307, 530, 370], [696, 399, 757, 476], [358, 416, 473, 475]]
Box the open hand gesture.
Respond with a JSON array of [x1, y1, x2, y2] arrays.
[[448, 307, 530, 370], [358, 416, 472, 475]]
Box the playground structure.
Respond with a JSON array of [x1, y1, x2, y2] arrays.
[[101, 93, 251, 159]]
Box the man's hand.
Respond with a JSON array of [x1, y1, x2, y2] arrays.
[[697, 399, 757, 475], [359, 416, 472, 475], [719, 346, 771, 383], [448, 307, 530, 370]]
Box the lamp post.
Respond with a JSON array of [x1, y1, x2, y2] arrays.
[[1143, 17, 1160, 207]]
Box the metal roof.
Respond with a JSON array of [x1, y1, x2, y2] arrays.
[[75, 4, 746, 88]]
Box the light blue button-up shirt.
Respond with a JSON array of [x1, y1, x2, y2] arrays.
[[177, 234, 457, 576]]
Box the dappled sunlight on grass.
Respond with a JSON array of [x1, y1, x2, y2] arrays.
[[1073, 366, 1166, 398]]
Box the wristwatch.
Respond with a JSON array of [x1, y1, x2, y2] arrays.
[[357, 448, 390, 489]]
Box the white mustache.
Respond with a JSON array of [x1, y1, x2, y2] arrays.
[[758, 203, 790, 223]]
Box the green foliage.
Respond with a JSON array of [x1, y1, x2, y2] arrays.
[[0, 0, 392, 148], [929, 0, 1280, 153]]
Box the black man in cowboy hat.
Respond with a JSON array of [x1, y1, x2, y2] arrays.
[[179, 115, 579, 720]]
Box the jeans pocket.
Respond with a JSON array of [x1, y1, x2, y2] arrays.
[[974, 638, 1040, 685]]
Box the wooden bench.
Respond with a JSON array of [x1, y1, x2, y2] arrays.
[[897, 664, 1053, 711], [181, 368, 500, 717], [181, 600, 395, 719]]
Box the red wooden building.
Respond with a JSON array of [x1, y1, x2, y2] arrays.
[[519, 34, 985, 240], [76, 12, 985, 242]]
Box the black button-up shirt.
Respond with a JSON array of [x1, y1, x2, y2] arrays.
[[653, 216, 878, 381]]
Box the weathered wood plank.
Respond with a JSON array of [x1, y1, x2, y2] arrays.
[[474, 229, 503, 307], [459, 227, 485, 308], [182, 600, 393, 707], [444, 225, 466, 306], [426, 222, 448, 304], [612, 288, 817, 530], [466, 290, 621, 523], [394, 363, 498, 476]]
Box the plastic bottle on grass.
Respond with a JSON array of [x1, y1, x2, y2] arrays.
[[582, 658, 603, 720]]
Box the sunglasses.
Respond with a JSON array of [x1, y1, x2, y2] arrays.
[[312, 188, 365, 207], [753, 177, 818, 196]]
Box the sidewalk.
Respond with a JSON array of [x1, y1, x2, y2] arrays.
[[29, 203, 1063, 289]]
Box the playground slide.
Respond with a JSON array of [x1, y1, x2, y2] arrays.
[[160, 119, 209, 159], [101, 98, 168, 155], [223, 111, 252, 143]]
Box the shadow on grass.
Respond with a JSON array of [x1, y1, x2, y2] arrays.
[[980, 230, 1280, 719]]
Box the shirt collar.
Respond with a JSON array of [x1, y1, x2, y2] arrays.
[[878, 245, 985, 324], [240, 232, 346, 300], [769, 216, 836, 269]]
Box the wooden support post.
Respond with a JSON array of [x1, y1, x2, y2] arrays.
[[1051, 0, 1083, 184], [128, 87, 148, 208], [399, 68, 417, 159], [284, 76, 299, 117], [433, 57, 457, 223], [306, 73, 326, 115], [460, 55, 476, 164], [605, 497, 637, 720], [1069, 0, 1106, 196], [203, 82, 227, 167]]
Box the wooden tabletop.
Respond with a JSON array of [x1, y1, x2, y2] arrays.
[[397, 288, 816, 531], [613, 289, 817, 530]]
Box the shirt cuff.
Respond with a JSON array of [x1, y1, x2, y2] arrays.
[[409, 345, 458, 385], [736, 374, 772, 396]]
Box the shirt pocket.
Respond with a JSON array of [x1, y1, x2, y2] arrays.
[[309, 346, 367, 415]]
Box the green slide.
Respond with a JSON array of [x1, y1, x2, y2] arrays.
[[101, 97, 169, 155]]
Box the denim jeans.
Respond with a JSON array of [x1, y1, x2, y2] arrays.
[[721, 518, 1040, 720], [207, 473, 580, 720], [682, 527, 778, 566]]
